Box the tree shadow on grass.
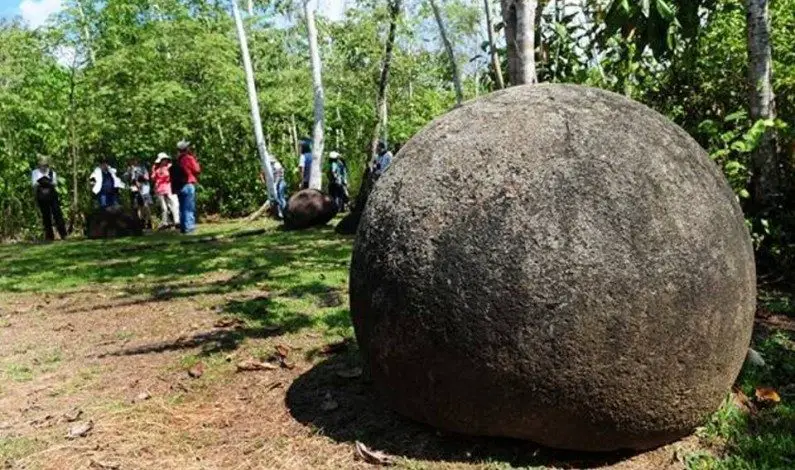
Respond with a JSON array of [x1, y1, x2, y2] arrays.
[[286, 354, 637, 469], [0, 223, 351, 294]]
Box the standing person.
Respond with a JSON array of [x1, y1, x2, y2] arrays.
[[152, 153, 180, 229], [298, 139, 312, 190], [31, 156, 67, 241], [259, 157, 288, 219], [174, 140, 201, 234], [90, 157, 125, 209], [328, 151, 349, 212], [373, 140, 394, 179], [125, 158, 152, 228]]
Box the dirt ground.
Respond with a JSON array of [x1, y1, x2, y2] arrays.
[[0, 269, 713, 470]]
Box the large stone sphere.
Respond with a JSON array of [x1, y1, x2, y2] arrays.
[[349, 85, 756, 452]]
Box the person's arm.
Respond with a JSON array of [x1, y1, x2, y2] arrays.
[[51, 170, 57, 187], [31, 169, 39, 188], [189, 155, 201, 175]]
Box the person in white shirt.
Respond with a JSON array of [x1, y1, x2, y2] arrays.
[[31, 156, 67, 241], [89, 158, 125, 209]]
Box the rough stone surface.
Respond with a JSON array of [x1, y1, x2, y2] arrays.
[[349, 84, 756, 452], [284, 189, 338, 230], [85, 207, 143, 239]]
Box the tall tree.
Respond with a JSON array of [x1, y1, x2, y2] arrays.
[[501, 0, 537, 85], [231, 0, 278, 201], [429, 0, 464, 105], [338, 0, 403, 234], [305, 0, 325, 191], [745, 0, 779, 211], [484, 0, 505, 89], [369, 0, 402, 158]]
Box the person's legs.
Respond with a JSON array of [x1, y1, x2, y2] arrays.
[[157, 194, 168, 228], [177, 190, 186, 232], [51, 194, 67, 239], [37, 198, 55, 240], [141, 202, 152, 230], [180, 184, 196, 233], [276, 179, 287, 215], [168, 193, 180, 226]]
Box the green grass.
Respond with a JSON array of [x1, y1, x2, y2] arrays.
[[0, 437, 44, 465], [688, 298, 795, 470], [3, 363, 34, 382], [2, 219, 793, 469], [0, 220, 354, 340]]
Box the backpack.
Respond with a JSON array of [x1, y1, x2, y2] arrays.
[[36, 170, 55, 201]]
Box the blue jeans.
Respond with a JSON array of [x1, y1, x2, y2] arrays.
[[178, 184, 196, 233], [98, 192, 119, 209]]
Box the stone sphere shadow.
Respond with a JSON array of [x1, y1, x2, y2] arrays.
[[286, 354, 648, 468]]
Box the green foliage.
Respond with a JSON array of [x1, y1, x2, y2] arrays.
[[690, 313, 795, 469], [0, 0, 462, 239]]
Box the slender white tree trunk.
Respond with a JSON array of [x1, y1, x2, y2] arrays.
[[484, 0, 505, 89], [247, 0, 253, 15], [746, 0, 778, 210], [429, 0, 464, 106], [305, 0, 325, 191], [76, 0, 96, 65], [231, 0, 277, 201], [501, 0, 537, 85]]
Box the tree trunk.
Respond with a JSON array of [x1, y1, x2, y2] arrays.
[[305, 0, 325, 191], [247, 0, 253, 15], [501, 0, 537, 85], [337, 0, 402, 235], [290, 113, 299, 156], [484, 0, 505, 89], [76, 0, 96, 65], [746, 0, 779, 212], [430, 0, 464, 106], [369, 0, 401, 159], [231, 0, 278, 202]]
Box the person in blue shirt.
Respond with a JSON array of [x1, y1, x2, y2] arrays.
[[298, 140, 313, 189], [373, 140, 393, 178]]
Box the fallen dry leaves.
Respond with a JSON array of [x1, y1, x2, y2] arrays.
[[67, 420, 94, 439], [354, 441, 395, 466], [236, 359, 279, 372], [187, 362, 205, 378], [754, 387, 781, 406]]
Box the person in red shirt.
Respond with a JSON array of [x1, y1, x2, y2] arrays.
[[174, 140, 201, 234]]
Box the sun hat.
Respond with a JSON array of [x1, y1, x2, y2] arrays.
[[329, 151, 340, 159], [155, 152, 170, 164], [176, 140, 190, 150]]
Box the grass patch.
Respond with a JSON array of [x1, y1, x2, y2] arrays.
[[3, 363, 34, 382], [0, 437, 44, 465], [688, 297, 795, 469]]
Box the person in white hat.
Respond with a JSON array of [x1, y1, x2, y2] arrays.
[[31, 155, 67, 241], [152, 152, 180, 229], [328, 151, 349, 211]]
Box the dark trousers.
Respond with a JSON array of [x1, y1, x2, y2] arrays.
[[37, 194, 67, 240], [329, 183, 348, 211]]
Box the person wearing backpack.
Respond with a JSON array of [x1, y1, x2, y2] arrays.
[[328, 151, 349, 212], [31, 156, 67, 241], [173, 140, 201, 234]]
